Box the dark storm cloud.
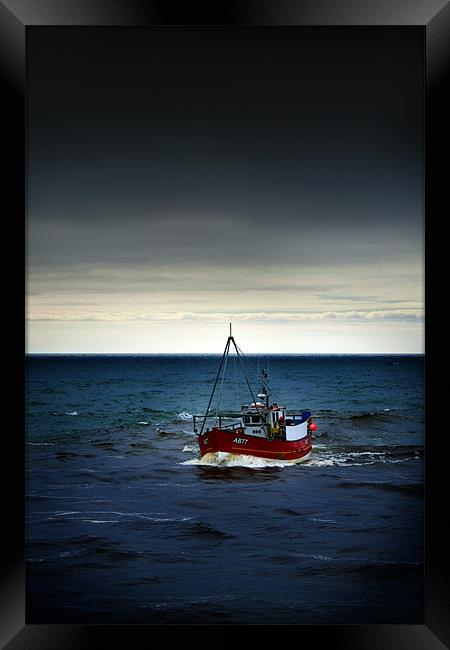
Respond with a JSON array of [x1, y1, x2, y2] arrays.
[[28, 26, 423, 271], [28, 211, 421, 270]]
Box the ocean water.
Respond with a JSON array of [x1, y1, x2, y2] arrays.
[[26, 354, 424, 624]]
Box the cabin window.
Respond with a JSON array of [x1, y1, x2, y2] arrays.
[[251, 416, 260, 424], [243, 416, 250, 424]]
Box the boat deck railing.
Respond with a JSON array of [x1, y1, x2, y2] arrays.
[[216, 421, 242, 431], [193, 410, 313, 433], [193, 413, 243, 434]]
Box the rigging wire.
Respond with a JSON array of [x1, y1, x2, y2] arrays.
[[199, 336, 230, 435], [234, 342, 260, 386], [232, 339, 259, 408], [234, 353, 238, 406], [216, 341, 229, 419], [234, 342, 277, 410]]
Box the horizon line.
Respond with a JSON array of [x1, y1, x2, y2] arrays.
[[25, 351, 424, 356]]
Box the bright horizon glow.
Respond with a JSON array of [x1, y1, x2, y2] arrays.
[[26, 259, 424, 354], [26, 314, 424, 355]]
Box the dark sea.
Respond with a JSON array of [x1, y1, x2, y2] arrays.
[[26, 354, 424, 624]]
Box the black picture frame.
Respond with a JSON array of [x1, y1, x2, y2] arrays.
[[3, 0, 449, 647]]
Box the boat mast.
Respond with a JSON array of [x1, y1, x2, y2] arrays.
[[199, 332, 232, 435], [199, 324, 260, 435]]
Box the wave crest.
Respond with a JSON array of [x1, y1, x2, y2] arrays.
[[181, 451, 309, 468]]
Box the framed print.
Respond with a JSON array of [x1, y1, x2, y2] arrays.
[[2, 0, 449, 647]]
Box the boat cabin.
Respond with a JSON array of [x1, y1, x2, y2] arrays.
[[241, 401, 287, 439], [240, 401, 312, 442]]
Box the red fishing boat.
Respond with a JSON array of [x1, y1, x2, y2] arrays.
[[194, 327, 317, 463]]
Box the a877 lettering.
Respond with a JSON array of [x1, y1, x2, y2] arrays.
[[233, 437, 248, 444]]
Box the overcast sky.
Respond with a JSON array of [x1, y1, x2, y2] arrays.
[[27, 27, 424, 353]]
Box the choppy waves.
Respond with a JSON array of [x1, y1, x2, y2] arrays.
[[305, 443, 422, 467], [180, 441, 422, 469], [26, 354, 424, 624]]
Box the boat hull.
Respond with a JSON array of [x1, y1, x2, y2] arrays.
[[197, 427, 312, 461]]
